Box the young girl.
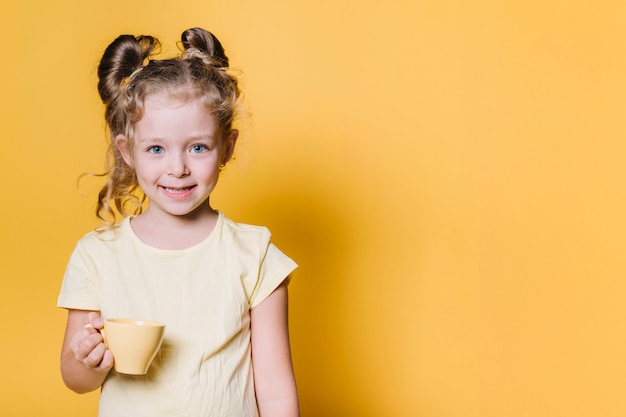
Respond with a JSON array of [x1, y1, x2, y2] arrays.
[[58, 28, 299, 417]]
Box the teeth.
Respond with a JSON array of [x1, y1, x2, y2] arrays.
[[164, 187, 191, 193]]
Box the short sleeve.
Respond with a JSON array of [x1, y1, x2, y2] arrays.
[[248, 242, 298, 308], [57, 241, 100, 310]]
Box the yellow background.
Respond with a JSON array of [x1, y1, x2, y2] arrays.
[[2, 1, 626, 416]]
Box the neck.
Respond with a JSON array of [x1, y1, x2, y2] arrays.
[[130, 206, 219, 250]]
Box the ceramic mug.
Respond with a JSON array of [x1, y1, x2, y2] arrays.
[[94, 318, 166, 375]]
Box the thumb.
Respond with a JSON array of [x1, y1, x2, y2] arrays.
[[86, 312, 104, 329]]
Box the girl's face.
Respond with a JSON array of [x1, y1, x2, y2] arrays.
[[116, 95, 237, 221]]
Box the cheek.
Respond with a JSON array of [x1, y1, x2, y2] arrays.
[[133, 159, 160, 180], [198, 164, 221, 178], [192, 157, 221, 173]]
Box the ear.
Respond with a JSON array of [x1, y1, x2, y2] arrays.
[[115, 134, 133, 166], [221, 129, 239, 165]]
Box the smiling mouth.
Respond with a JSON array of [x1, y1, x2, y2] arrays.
[[162, 186, 194, 193], [160, 185, 196, 199]]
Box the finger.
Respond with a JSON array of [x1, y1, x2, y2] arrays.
[[84, 341, 108, 368], [73, 331, 104, 362], [86, 312, 104, 329], [82, 324, 100, 339], [98, 349, 114, 371], [85, 311, 98, 325], [69, 326, 96, 353]]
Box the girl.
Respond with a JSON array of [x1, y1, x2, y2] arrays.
[[58, 28, 299, 417]]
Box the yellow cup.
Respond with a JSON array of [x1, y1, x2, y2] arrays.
[[101, 318, 166, 375]]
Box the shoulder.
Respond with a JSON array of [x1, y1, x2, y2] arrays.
[[220, 214, 272, 245], [74, 219, 132, 252], [218, 213, 296, 271]]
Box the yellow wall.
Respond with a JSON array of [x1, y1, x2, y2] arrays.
[[2, 1, 626, 415]]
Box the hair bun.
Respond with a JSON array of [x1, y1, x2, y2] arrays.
[[181, 28, 229, 68], [97, 34, 159, 104]]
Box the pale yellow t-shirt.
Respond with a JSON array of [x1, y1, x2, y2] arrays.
[[58, 212, 297, 417]]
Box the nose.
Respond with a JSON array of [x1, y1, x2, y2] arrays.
[[167, 154, 190, 178]]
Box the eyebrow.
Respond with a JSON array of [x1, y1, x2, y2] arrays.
[[135, 134, 218, 144]]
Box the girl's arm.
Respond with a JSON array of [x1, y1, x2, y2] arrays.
[[251, 280, 300, 417], [60, 309, 114, 393]]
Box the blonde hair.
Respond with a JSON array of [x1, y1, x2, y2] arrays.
[[95, 28, 240, 227]]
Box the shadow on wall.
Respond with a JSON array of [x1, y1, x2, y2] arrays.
[[236, 159, 371, 416]]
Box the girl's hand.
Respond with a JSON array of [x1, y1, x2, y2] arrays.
[[61, 309, 113, 393], [68, 312, 114, 372]]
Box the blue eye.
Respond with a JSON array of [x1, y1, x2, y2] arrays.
[[148, 146, 164, 154], [191, 144, 208, 153]]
